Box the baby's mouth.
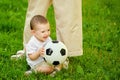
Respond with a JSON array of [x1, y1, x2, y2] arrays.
[[43, 36, 48, 39]]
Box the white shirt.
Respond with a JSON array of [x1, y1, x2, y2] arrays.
[[26, 36, 52, 68]]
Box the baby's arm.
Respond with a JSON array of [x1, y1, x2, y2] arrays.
[[28, 47, 44, 60]]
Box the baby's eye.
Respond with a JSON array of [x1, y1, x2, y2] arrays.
[[48, 29, 50, 31], [41, 31, 45, 33]]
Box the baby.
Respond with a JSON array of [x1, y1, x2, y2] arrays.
[[25, 15, 69, 76]]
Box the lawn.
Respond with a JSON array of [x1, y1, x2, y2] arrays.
[[0, 0, 120, 80]]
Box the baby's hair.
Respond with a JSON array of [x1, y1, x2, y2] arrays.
[[30, 15, 48, 30]]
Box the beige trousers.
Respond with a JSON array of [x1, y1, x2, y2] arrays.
[[23, 0, 83, 57]]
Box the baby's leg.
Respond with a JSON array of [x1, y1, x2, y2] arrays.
[[34, 62, 54, 74], [49, 64, 63, 77], [54, 64, 63, 71]]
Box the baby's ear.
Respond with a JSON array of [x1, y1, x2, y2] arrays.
[[31, 30, 35, 34]]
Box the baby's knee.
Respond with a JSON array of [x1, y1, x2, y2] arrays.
[[35, 66, 54, 74]]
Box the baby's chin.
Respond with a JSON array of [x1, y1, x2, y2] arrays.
[[43, 37, 48, 41]]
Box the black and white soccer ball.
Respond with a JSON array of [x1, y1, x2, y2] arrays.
[[44, 40, 68, 66]]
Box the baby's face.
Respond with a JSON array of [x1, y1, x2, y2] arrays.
[[34, 23, 50, 42]]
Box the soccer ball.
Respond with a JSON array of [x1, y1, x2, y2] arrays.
[[44, 40, 68, 65]]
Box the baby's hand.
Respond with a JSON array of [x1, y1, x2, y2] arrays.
[[39, 47, 45, 56]]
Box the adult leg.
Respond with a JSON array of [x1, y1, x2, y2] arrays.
[[53, 0, 83, 57]]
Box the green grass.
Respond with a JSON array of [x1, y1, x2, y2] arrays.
[[0, 0, 120, 80]]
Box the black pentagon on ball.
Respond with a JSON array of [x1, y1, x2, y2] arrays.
[[52, 40, 59, 43], [60, 48, 66, 56], [52, 61, 60, 65], [46, 48, 53, 56]]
